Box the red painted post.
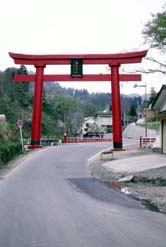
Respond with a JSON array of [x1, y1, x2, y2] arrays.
[[110, 64, 122, 149], [140, 136, 142, 147], [30, 65, 45, 147], [64, 133, 67, 144]]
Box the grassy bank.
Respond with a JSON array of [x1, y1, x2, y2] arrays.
[[137, 121, 160, 132]]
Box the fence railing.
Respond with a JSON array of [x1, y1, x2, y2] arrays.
[[66, 137, 112, 143], [140, 136, 156, 148]]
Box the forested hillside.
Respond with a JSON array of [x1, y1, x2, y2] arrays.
[[0, 66, 143, 141]]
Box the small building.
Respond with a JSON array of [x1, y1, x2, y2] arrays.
[[79, 110, 112, 137], [152, 85, 166, 154], [80, 116, 95, 137], [143, 108, 157, 120], [95, 111, 112, 132]]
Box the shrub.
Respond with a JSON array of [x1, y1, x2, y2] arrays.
[[0, 141, 22, 167]]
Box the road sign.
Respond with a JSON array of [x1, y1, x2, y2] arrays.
[[17, 119, 23, 128]]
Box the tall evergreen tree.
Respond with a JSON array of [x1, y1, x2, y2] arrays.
[[148, 87, 158, 105]]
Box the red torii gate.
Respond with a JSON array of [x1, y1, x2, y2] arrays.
[[9, 50, 147, 149]]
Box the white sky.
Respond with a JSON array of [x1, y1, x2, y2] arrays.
[[0, 0, 165, 95]]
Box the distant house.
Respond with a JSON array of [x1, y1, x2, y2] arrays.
[[79, 110, 112, 137], [152, 85, 166, 154], [95, 111, 112, 132], [80, 116, 95, 137], [143, 108, 157, 120], [137, 107, 157, 125]]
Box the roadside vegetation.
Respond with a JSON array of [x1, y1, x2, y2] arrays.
[[0, 122, 21, 167]]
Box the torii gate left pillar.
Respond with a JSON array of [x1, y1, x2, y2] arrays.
[[9, 50, 147, 149]]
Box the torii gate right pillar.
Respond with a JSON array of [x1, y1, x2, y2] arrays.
[[110, 64, 122, 149]]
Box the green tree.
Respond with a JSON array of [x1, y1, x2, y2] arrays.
[[52, 94, 78, 135], [148, 87, 158, 105], [81, 101, 98, 117], [17, 65, 28, 75], [128, 105, 137, 117], [143, 4, 166, 52], [13, 65, 32, 107]]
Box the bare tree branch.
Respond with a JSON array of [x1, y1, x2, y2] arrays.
[[145, 57, 166, 68], [105, 56, 166, 75], [132, 68, 166, 74], [122, 56, 166, 75]]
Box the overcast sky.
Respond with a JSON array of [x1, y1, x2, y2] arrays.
[[0, 0, 165, 95]]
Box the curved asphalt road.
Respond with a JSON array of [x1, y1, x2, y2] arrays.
[[0, 143, 166, 247]]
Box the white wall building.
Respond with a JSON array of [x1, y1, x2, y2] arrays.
[[95, 111, 112, 132], [81, 116, 95, 136], [152, 85, 166, 154]]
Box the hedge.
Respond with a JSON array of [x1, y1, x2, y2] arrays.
[[0, 141, 22, 167]]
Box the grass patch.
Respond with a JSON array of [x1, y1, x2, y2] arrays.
[[137, 121, 160, 132], [133, 176, 166, 186]]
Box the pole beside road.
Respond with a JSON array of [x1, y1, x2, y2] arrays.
[[17, 119, 24, 152]]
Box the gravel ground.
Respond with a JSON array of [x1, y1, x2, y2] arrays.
[[128, 184, 166, 214], [126, 166, 166, 214], [89, 149, 166, 215]]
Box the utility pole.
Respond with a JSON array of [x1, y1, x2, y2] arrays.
[[17, 119, 24, 152], [134, 82, 147, 137]]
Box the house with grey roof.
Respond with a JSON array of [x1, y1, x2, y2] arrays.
[[152, 85, 166, 154]]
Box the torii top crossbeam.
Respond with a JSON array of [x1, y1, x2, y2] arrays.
[[9, 50, 148, 149], [9, 50, 147, 65]]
